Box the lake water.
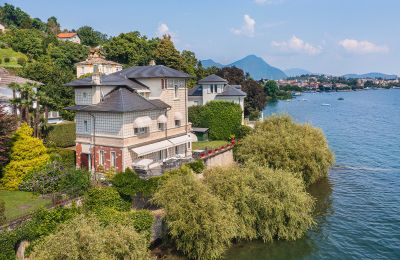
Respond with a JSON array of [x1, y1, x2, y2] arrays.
[[225, 89, 400, 260]]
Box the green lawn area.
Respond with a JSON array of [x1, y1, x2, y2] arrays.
[[0, 48, 28, 68], [0, 190, 51, 222], [192, 140, 228, 150]]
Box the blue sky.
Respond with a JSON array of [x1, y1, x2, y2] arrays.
[[4, 0, 400, 75]]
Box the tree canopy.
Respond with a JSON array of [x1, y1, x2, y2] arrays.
[[77, 26, 108, 47]]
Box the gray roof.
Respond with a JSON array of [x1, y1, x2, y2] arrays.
[[198, 74, 228, 83], [65, 87, 170, 112], [188, 85, 202, 96], [217, 85, 247, 97], [65, 74, 149, 90], [122, 65, 191, 79]]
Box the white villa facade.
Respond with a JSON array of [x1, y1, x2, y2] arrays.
[[65, 63, 192, 175], [75, 48, 122, 78], [188, 74, 247, 121]]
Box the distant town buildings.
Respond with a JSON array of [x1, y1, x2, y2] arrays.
[[57, 32, 81, 44], [75, 48, 122, 78]]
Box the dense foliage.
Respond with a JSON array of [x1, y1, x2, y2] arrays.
[[189, 101, 242, 140], [1, 123, 50, 190], [44, 121, 76, 147], [185, 159, 205, 174], [235, 115, 335, 185], [0, 104, 17, 176], [152, 173, 236, 260], [204, 165, 315, 242], [83, 187, 130, 212], [30, 214, 154, 260], [0, 199, 5, 225]]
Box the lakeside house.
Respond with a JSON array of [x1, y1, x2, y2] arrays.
[[75, 48, 122, 78], [65, 61, 193, 176], [188, 74, 247, 122], [57, 32, 81, 44], [0, 67, 62, 123]]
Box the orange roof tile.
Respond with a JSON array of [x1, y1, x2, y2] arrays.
[[57, 32, 77, 38]]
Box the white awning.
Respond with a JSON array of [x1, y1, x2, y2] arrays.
[[133, 116, 152, 128], [131, 140, 173, 156], [157, 114, 167, 123], [169, 134, 191, 146], [174, 112, 183, 120], [81, 143, 91, 154]]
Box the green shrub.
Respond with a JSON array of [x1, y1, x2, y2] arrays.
[[59, 168, 91, 198], [186, 159, 205, 174], [4, 57, 10, 63], [44, 122, 76, 148], [1, 123, 50, 190], [237, 124, 253, 139], [235, 114, 335, 185], [30, 214, 153, 260], [189, 101, 242, 140], [83, 187, 130, 212], [152, 173, 236, 260], [204, 165, 315, 242], [17, 57, 26, 66], [48, 147, 76, 168], [0, 199, 5, 225]]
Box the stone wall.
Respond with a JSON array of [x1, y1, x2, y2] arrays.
[[203, 149, 234, 168]]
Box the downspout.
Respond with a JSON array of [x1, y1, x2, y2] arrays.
[[185, 79, 188, 157], [89, 112, 97, 181]]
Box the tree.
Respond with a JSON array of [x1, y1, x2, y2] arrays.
[[8, 82, 37, 125], [1, 29, 45, 59], [154, 35, 182, 70], [264, 80, 279, 101], [0, 105, 17, 176], [216, 66, 246, 85], [235, 115, 335, 185], [83, 187, 130, 212], [0, 3, 33, 29], [47, 41, 90, 69], [103, 31, 157, 65], [1, 123, 49, 190], [77, 26, 108, 47], [241, 79, 267, 119], [188, 101, 242, 140], [46, 16, 60, 35], [152, 173, 236, 260], [204, 165, 315, 242], [30, 215, 153, 260]]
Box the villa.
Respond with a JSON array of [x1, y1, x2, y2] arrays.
[[65, 62, 193, 176], [57, 32, 81, 44], [188, 74, 247, 121], [75, 48, 122, 78]]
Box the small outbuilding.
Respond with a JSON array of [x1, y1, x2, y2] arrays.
[[192, 127, 209, 141]]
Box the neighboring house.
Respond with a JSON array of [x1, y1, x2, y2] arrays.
[[0, 23, 5, 33], [57, 32, 81, 44], [75, 48, 122, 78], [65, 62, 193, 176], [188, 74, 247, 121], [0, 68, 63, 123]]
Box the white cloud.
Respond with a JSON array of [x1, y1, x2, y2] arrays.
[[157, 23, 171, 37], [271, 35, 322, 55], [231, 14, 256, 37], [254, 0, 284, 5], [338, 39, 389, 54]]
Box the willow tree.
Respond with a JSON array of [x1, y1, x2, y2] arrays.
[[1, 123, 49, 190], [235, 114, 335, 185]]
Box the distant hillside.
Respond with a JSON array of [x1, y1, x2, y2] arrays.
[[343, 73, 397, 80], [200, 59, 224, 68], [285, 68, 312, 77], [201, 55, 287, 80]]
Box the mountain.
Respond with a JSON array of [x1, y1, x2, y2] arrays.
[[284, 68, 313, 77], [200, 59, 224, 68], [343, 73, 397, 80], [201, 55, 287, 80]]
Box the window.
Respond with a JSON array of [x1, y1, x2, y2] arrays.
[[158, 123, 166, 131], [175, 146, 179, 155], [82, 92, 87, 99], [161, 79, 166, 89], [208, 85, 212, 93], [158, 149, 167, 161], [99, 150, 105, 166], [134, 127, 149, 135], [187, 142, 191, 149], [175, 120, 181, 127], [110, 151, 116, 168], [214, 84, 218, 93], [84, 120, 88, 132], [174, 85, 179, 99]]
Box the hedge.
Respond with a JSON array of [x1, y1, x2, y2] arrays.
[[44, 122, 76, 148], [189, 101, 242, 140], [48, 147, 76, 168]]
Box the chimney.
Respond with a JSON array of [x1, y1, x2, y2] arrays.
[[92, 64, 101, 85], [149, 60, 156, 66]]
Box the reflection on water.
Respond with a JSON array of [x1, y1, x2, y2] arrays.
[[224, 178, 333, 260]]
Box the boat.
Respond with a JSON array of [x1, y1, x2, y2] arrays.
[[338, 97, 344, 100], [321, 103, 331, 106]]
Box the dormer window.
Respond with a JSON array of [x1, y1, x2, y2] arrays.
[[174, 85, 179, 99]]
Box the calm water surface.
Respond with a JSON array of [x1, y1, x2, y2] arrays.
[[225, 89, 400, 260]]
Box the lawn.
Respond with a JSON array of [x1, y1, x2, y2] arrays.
[[192, 140, 228, 150], [0, 48, 28, 68], [0, 190, 51, 222]]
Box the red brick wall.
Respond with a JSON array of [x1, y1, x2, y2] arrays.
[[93, 146, 123, 172], [76, 143, 82, 168]]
